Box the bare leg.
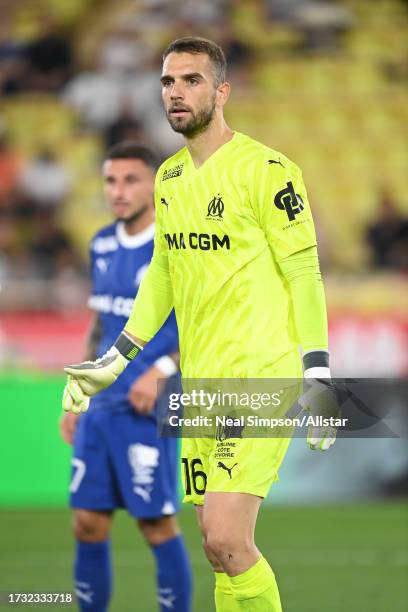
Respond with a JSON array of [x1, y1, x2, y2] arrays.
[[203, 492, 262, 576], [73, 509, 113, 542]]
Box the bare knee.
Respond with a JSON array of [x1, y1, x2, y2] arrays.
[[138, 515, 180, 547], [202, 535, 224, 572], [73, 510, 112, 542], [206, 529, 253, 565]]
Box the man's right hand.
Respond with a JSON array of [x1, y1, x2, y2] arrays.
[[59, 411, 80, 445], [62, 332, 143, 413], [62, 375, 90, 414], [64, 349, 129, 397]]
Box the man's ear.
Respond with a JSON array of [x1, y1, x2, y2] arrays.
[[216, 81, 231, 108]]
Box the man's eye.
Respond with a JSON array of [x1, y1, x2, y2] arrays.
[[188, 78, 198, 85], [162, 80, 172, 87]]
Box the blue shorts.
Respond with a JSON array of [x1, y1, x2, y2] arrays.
[[70, 403, 179, 518]]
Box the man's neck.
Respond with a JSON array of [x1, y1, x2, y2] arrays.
[[186, 117, 234, 169], [122, 209, 154, 236]]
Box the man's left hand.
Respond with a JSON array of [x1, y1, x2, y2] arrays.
[[299, 378, 341, 451]]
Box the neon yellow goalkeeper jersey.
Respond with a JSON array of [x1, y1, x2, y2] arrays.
[[132, 132, 317, 378]]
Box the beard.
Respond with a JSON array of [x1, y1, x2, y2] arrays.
[[118, 204, 149, 226], [166, 96, 216, 137]]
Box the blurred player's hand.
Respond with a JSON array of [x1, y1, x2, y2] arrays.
[[62, 375, 90, 414], [299, 377, 341, 451], [64, 333, 142, 401], [128, 365, 163, 415], [59, 410, 80, 445]]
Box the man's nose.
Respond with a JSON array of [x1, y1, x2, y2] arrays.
[[112, 183, 125, 198], [170, 82, 184, 99]]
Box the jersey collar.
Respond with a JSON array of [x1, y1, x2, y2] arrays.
[[186, 131, 240, 172], [116, 221, 155, 249]]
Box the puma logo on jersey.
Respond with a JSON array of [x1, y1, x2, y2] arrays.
[[268, 158, 285, 168], [217, 462, 238, 479]]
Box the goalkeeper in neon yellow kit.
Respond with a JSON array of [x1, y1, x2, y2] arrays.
[[64, 37, 340, 612]]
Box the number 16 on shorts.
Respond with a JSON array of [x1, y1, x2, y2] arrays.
[[181, 458, 207, 496]]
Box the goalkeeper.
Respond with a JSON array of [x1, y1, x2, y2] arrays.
[[64, 37, 339, 612]]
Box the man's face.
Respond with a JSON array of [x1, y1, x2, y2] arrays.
[[161, 52, 218, 137], [102, 159, 154, 223]]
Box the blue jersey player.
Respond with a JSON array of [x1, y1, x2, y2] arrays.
[[60, 142, 192, 612]]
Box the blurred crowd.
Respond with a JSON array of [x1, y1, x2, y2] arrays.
[[0, 0, 407, 297]]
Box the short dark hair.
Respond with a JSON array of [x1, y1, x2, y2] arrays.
[[163, 36, 227, 86], [105, 142, 160, 170]]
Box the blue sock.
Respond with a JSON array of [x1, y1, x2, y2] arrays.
[[152, 535, 193, 612], [74, 540, 112, 612]]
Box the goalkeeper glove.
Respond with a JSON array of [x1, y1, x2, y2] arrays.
[[62, 332, 143, 413], [301, 351, 341, 451], [62, 375, 90, 414]]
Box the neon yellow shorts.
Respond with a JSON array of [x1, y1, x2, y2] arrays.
[[180, 350, 302, 505], [181, 435, 292, 504]]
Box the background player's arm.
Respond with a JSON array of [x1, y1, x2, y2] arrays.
[[63, 175, 174, 411], [125, 170, 173, 342], [83, 313, 103, 361], [63, 250, 173, 408], [124, 250, 173, 344], [60, 314, 103, 443], [129, 350, 180, 415]]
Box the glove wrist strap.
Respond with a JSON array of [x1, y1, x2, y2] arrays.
[[114, 332, 143, 361], [303, 350, 329, 370], [303, 350, 331, 379], [304, 366, 331, 379]]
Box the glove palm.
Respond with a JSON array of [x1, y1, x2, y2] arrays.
[[64, 349, 129, 396], [62, 332, 142, 414], [300, 378, 341, 451]]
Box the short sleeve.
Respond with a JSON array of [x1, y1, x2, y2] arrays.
[[251, 155, 317, 261]]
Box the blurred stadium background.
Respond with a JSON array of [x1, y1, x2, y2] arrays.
[[0, 0, 407, 610]]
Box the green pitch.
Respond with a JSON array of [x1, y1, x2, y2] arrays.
[[0, 501, 407, 611]]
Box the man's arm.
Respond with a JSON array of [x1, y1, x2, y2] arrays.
[[129, 350, 180, 415], [62, 165, 176, 412], [278, 245, 328, 357], [60, 314, 102, 438], [252, 156, 338, 449], [124, 251, 173, 343], [279, 246, 340, 450], [63, 205, 174, 412], [83, 314, 103, 361]]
